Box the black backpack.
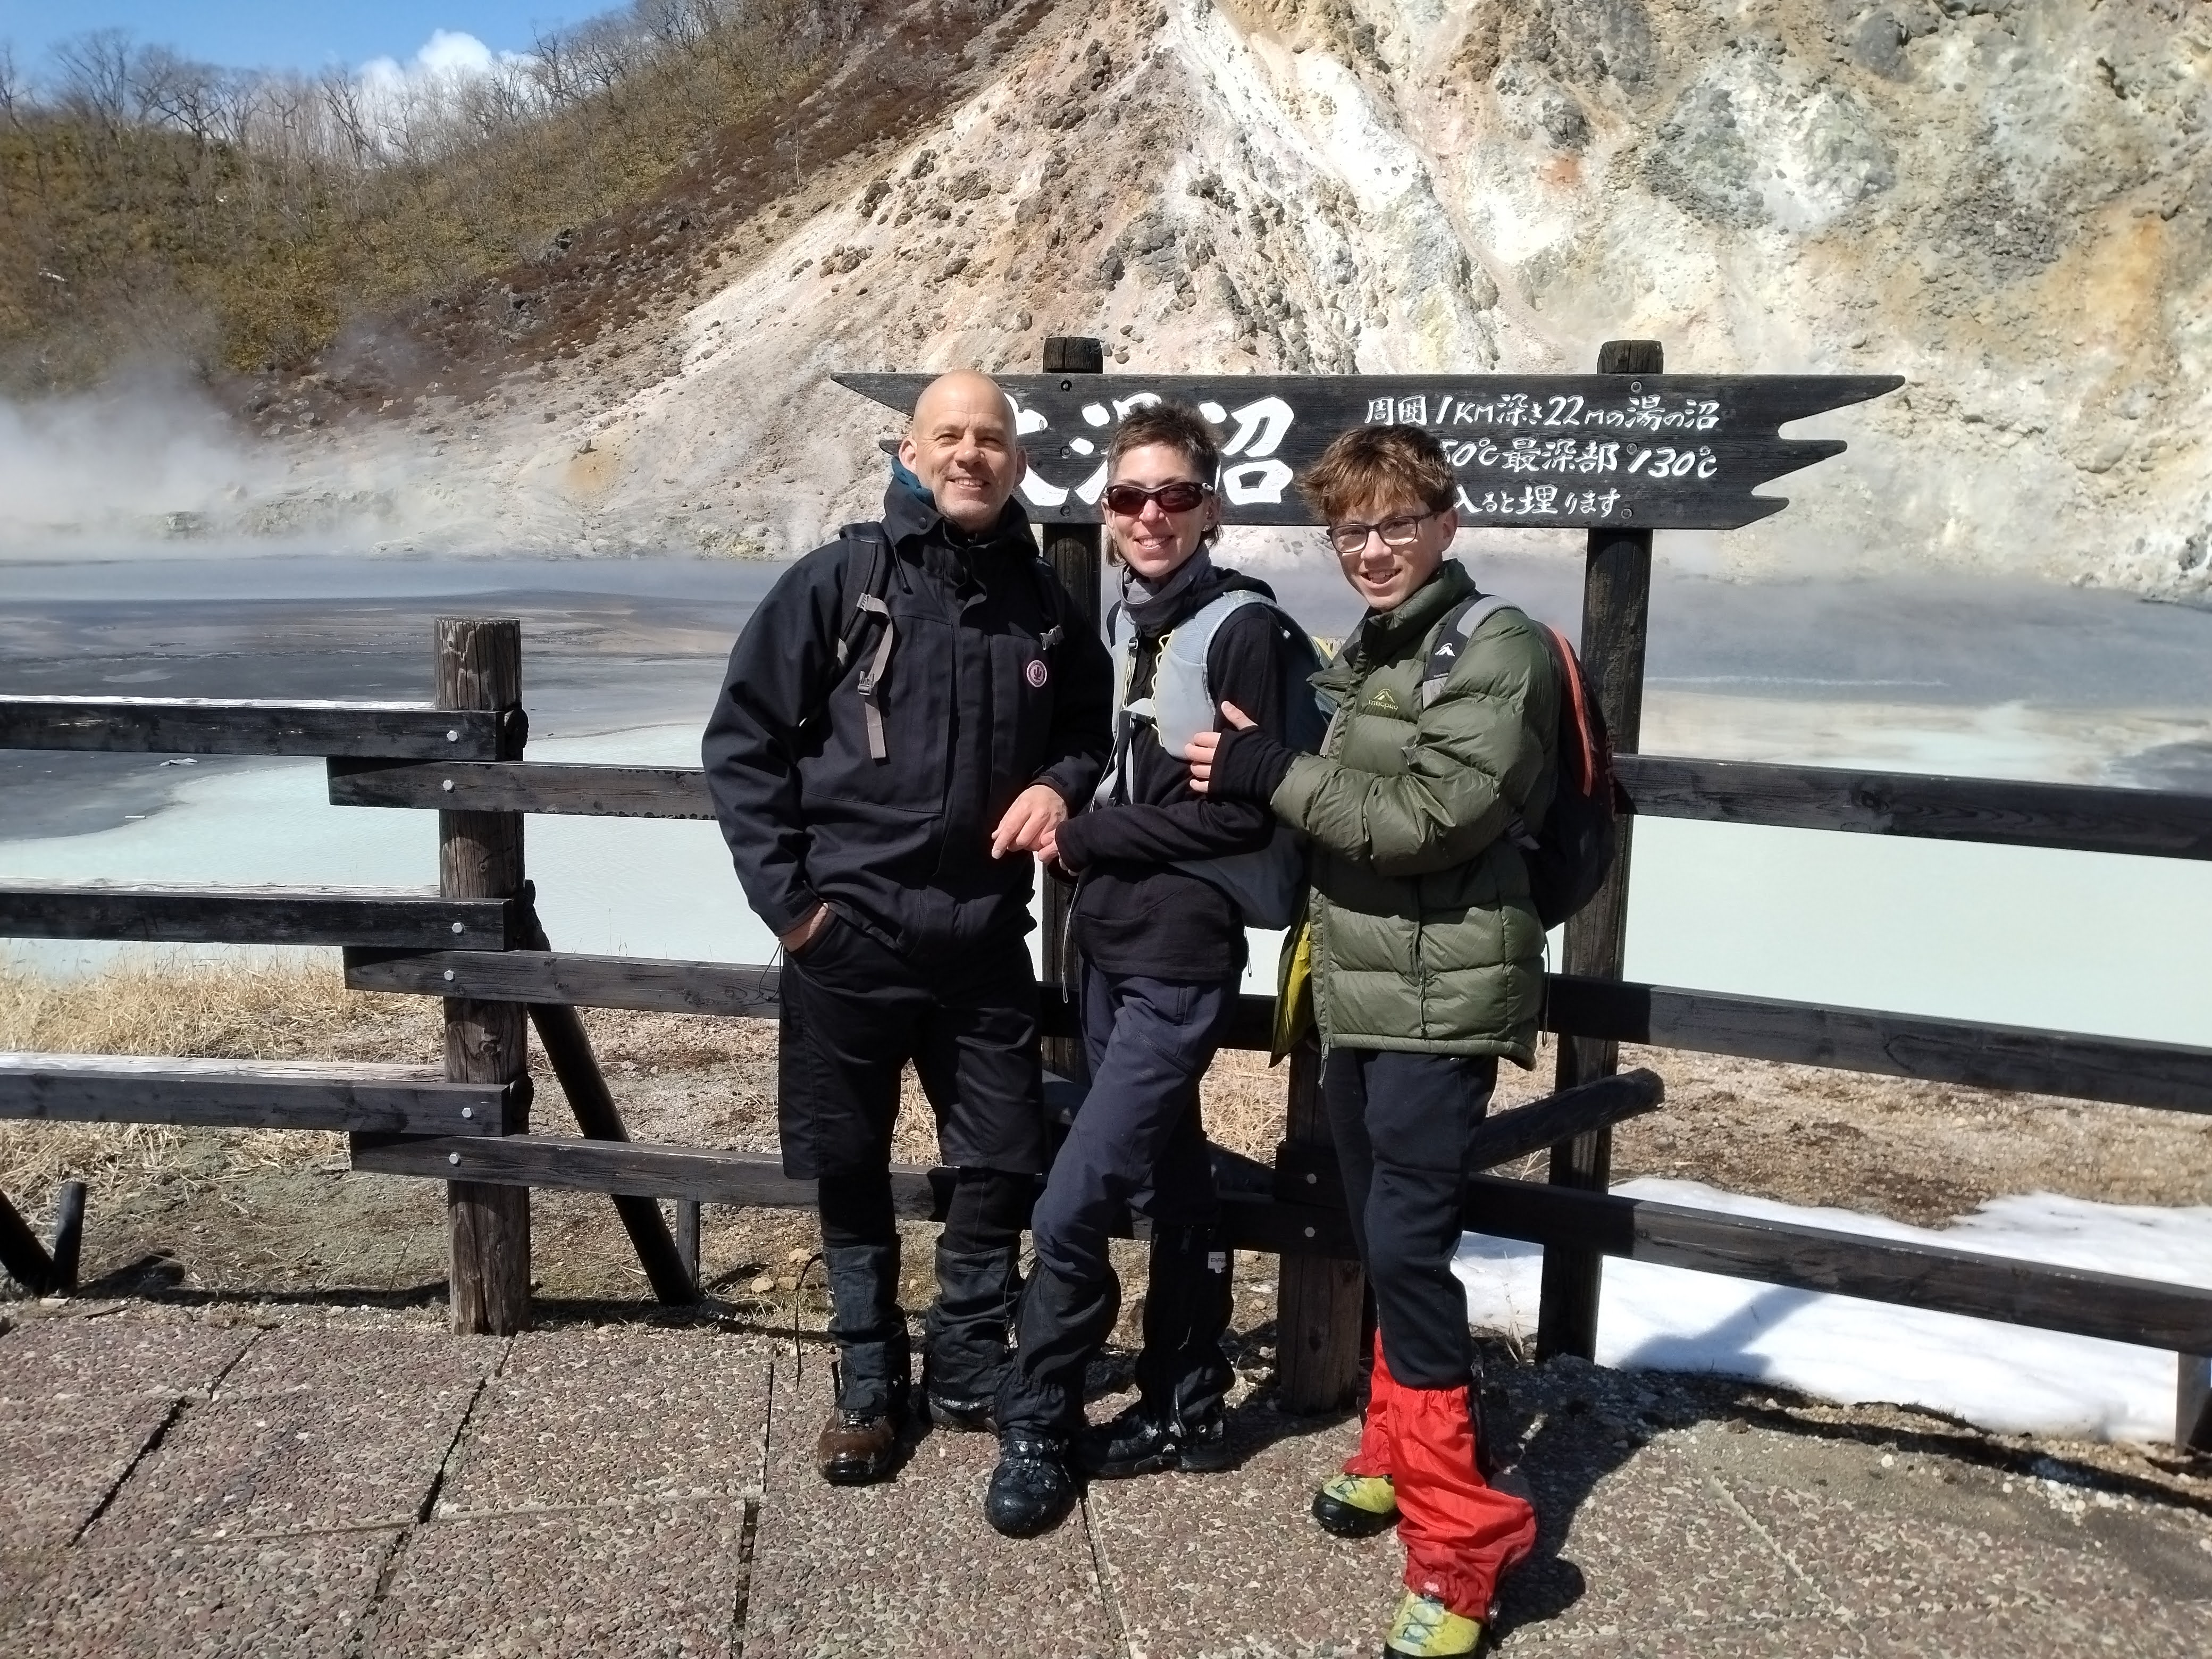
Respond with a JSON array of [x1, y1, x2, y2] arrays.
[[1419, 595, 1620, 929]]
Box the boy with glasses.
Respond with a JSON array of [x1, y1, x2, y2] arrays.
[[1187, 424, 1553, 1658]]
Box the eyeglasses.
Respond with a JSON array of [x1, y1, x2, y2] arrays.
[[1102, 480, 1213, 516], [1326, 509, 1441, 556]]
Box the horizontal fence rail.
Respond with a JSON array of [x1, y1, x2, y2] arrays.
[[0, 1053, 521, 1135], [348, 1133, 2212, 1354], [0, 884, 517, 950], [1616, 755, 2212, 860], [0, 697, 517, 760], [342, 948, 2212, 1118], [346, 948, 784, 1019], [326, 756, 2212, 862], [348, 1131, 1364, 1259], [329, 759, 713, 818], [1460, 1175, 2212, 1354], [1544, 976, 2212, 1117]]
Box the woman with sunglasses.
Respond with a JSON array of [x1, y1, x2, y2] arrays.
[[984, 401, 1316, 1538]]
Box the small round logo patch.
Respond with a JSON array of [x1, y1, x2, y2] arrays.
[[1025, 658, 1050, 689]]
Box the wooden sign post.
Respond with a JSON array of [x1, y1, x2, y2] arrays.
[[1537, 340, 1662, 1361], [1037, 337, 1105, 1087]]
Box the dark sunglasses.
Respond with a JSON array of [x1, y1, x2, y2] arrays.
[[1102, 480, 1213, 516]]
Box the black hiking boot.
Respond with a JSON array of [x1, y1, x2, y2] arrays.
[[1079, 1400, 1233, 1478], [925, 1390, 997, 1433], [984, 1432, 1077, 1537]]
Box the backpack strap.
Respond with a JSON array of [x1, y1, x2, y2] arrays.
[[832, 523, 896, 761], [1421, 592, 1538, 849], [1418, 593, 1516, 709]]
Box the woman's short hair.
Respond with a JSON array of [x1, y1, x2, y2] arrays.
[[1108, 401, 1222, 482], [1298, 424, 1457, 523]]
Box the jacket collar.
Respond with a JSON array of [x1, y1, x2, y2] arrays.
[[1120, 558, 1276, 638], [1337, 559, 1476, 673], [881, 473, 1035, 569]]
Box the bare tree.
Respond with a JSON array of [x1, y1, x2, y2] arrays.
[[51, 29, 133, 137]]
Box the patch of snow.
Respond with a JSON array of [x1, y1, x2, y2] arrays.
[[1456, 1180, 2212, 1442]]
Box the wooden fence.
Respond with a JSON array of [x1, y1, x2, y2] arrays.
[[4, 339, 2210, 1452]]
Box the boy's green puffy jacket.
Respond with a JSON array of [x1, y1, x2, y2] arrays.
[[1270, 559, 1559, 1066]]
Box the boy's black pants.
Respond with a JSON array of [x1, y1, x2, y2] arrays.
[[1322, 1046, 1498, 1390]]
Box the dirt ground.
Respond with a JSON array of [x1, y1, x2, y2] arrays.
[[4, 961, 2209, 1467]]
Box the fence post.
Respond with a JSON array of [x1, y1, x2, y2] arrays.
[[1536, 338, 1663, 1362], [0, 1189, 55, 1294], [1275, 1037, 1362, 1411], [48, 1180, 85, 1292], [1037, 335, 1104, 1084], [438, 617, 532, 1335], [2182, 1354, 2212, 1453]]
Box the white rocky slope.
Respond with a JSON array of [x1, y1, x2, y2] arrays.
[[23, 0, 2212, 594]]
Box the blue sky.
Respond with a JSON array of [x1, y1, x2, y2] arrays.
[[0, 2, 615, 75]]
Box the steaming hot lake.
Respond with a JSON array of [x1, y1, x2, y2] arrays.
[[5, 549, 2208, 1046]]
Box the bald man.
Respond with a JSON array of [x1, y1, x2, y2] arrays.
[[703, 371, 1113, 1486]]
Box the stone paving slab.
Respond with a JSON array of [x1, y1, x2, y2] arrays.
[[437, 1326, 770, 1516], [0, 1319, 254, 1410], [0, 1396, 177, 1550], [1511, 1618, 1861, 1656], [1496, 1438, 1817, 1642], [1853, 1594, 2212, 1659], [745, 1353, 1119, 1659], [212, 1321, 502, 1399], [1084, 1393, 1393, 1658], [0, 1528, 399, 1659], [85, 1365, 487, 1545], [1724, 1457, 2212, 1618], [373, 1500, 750, 1657]]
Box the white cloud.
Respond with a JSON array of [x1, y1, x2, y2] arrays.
[[357, 29, 527, 98]]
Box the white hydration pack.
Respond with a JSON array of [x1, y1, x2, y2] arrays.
[[1096, 589, 1329, 930]]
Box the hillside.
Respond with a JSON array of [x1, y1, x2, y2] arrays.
[[3, 0, 2208, 594]]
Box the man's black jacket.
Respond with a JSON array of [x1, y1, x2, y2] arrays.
[[702, 479, 1113, 958]]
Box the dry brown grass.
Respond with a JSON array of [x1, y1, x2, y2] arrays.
[[0, 955, 438, 1062], [0, 956, 440, 1207]]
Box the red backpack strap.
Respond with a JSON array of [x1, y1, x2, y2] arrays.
[[1541, 623, 1599, 797]]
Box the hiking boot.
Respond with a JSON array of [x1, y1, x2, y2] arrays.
[[1312, 1472, 1400, 1538], [1079, 1401, 1233, 1478], [926, 1390, 996, 1433], [1382, 1590, 1483, 1657], [816, 1406, 901, 1486], [984, 1432, 1076, 1538]]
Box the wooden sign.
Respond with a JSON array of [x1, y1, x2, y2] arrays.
[[834, 373, 1901, 531]]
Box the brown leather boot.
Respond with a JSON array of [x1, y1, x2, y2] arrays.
[[817, 1406, 900, 1485]]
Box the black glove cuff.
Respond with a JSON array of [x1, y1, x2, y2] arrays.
[[1211, 727, 1297, 804]]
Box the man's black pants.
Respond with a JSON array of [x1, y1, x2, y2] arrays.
[[778, 914, 1049, 1413], [1322, 1046, 1498, 1390], [996, 964, 1237, 1438]]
